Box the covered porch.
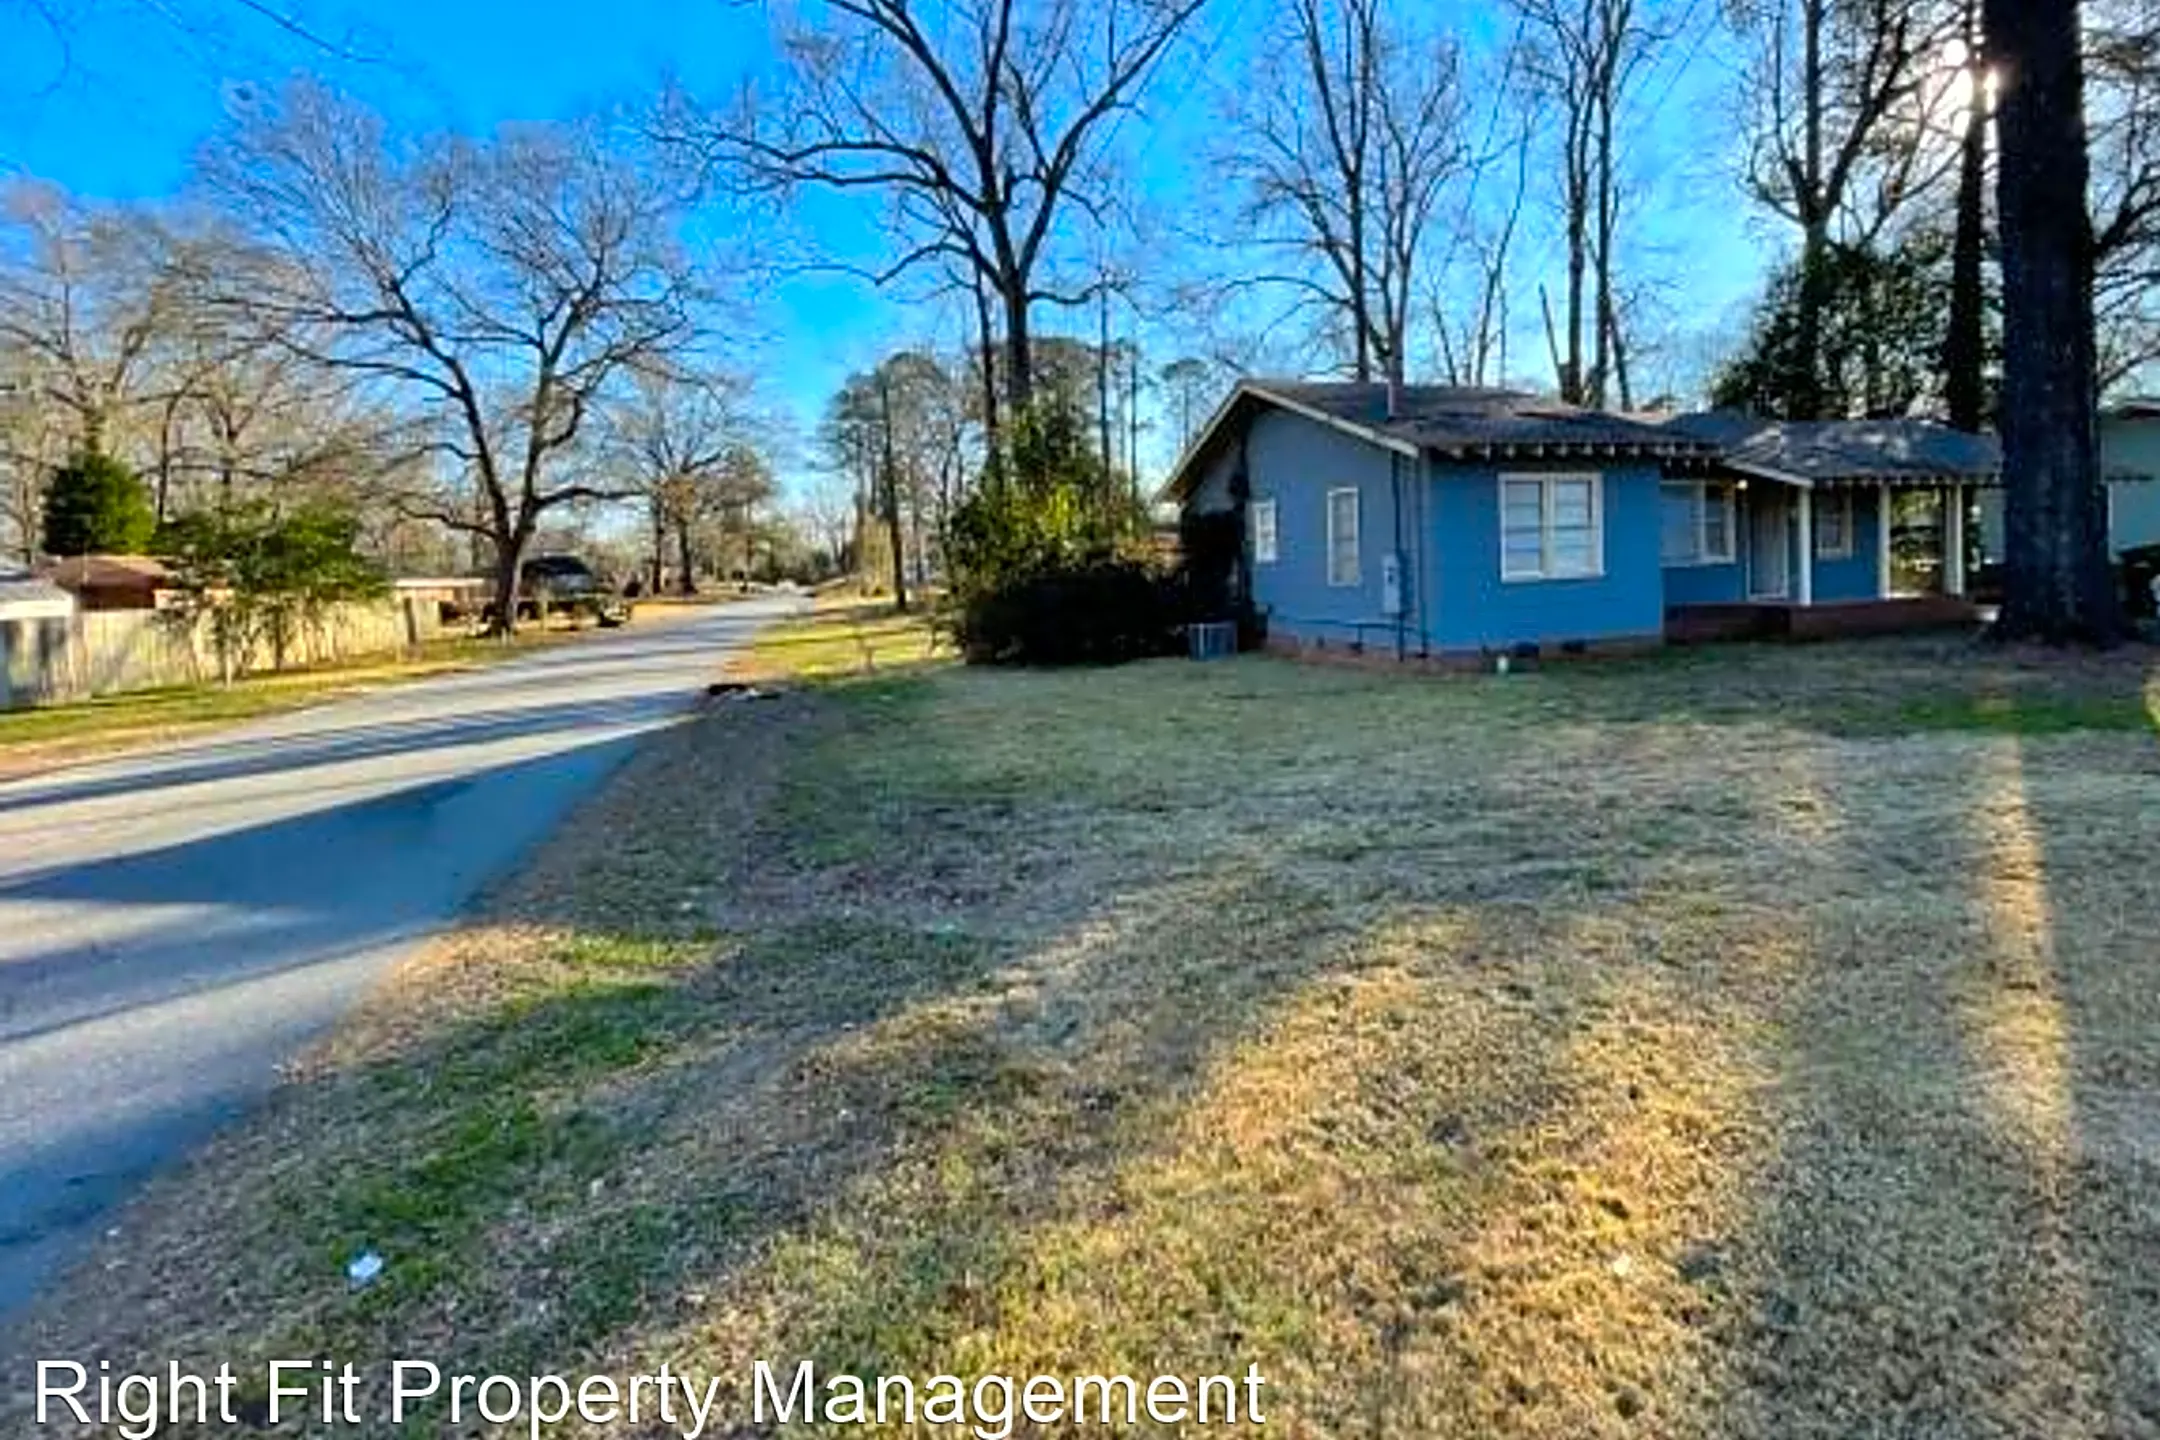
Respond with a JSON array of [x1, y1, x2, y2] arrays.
[[1652, 415, 1998, 642]]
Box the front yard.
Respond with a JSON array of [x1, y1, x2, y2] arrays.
[[9, 624, 2160, 1437]]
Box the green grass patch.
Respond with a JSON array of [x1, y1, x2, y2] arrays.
[[1882, 691, 2159, 735]]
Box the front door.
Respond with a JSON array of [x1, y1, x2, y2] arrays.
[[1749, 489, 1790, 599]]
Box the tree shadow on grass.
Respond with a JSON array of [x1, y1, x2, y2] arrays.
[[1678, 669, 2160, 1438]]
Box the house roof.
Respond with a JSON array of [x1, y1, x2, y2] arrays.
[[1650, 412, 2002, 487], [40, 554, 172, 591], [1157, 380, 1716, 503]]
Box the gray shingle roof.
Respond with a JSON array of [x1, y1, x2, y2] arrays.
[[1158, 381, 2024, 505], [1257, 381, 1714, 460], [1652, 411, 2000, 485]]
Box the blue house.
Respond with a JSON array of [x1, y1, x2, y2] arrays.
[[1160, 382, 2000, 659]]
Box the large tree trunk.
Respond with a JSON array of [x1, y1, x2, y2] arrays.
[[1001, 284, 1034, 414], [649, 500, 666, 594], [1792, 0, 1829, 420], [1987, 0, 2124, 645], [488, 527, 527, 638], [1098, 287, 1115, 478], [1348, 197, 1372, 383], [1592, 92, 1615, 409], [972, 269, 1001, 469], [1562, 188, 1587, 405], [1943, 0, 1989, 431], [675, 516, 697, 596], [878, 374, 910, 613]]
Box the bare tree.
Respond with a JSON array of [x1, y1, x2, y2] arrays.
[[2085, 0, 2160, 390], [1434, 106, 1534, 389], [0, 181, 178, 458], [613, 365, 747, 594], [796, 469, 859, 574], [1512, 0, 1682, 407], [684, 0, 1208, 412], [151, 235, 407, 521], [1729, 0, 1960, 417], [0, 351, 63, 564], [1221, 0, 1467, 385], [204, 81, 699, 632], [1987, 0, 2123, 643]]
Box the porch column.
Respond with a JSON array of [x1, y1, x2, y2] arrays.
[[1796, 485, 1814, 606], [1944, 484, 1967, 596], [1877, 483, 1894, 598]]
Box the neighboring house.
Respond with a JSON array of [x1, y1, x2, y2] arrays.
[[39, 554, 174, 611], [1161, 381, 1997, 659], [0, 572, 76, 624], [1973, 400, 2160, 559], [2102, 401, 2160, 553], [0, 573, 79, 710]]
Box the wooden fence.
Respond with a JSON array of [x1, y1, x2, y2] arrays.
[[0, 598, 448, 710]]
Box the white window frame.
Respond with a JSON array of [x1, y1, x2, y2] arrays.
[[1499, 472, 1605, 582], [1325, 486, 1360, 587], [1814, 487, 1854, 559], [1250, 498, 1279, 564], [1661, 481, 1736, 566]]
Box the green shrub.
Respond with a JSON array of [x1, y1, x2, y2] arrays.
[[157, 500, 388, 678], [941, 400, 1180, 666], [42, 451, 155, 556], [950, 558, 1182, 666]]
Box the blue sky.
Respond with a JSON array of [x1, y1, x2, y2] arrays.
[[0, 0, 1778, 495]]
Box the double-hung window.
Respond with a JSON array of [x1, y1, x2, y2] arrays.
[[1326, 487, 1360, 587], [1250, 498, 1279, 564], [1660, 481, 1736, 565], [1501, 474, 1603, 581], [1814, 488, 1854, 558]]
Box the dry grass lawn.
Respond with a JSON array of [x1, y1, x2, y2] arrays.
[[7, 625, 2160, 1437]]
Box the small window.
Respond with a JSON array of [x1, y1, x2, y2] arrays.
[[1326, 487, 1360, 587], [1250, 499, 1279, 564], [1501, 473, 1604, 580], [1661, 481, 1736, 564], [1815, 488, 1854, 558]]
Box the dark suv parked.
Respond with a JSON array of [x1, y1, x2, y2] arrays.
[[483, 554, 632, 628]]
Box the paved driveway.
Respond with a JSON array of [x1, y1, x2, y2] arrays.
[[0, 597, 797, 1317]]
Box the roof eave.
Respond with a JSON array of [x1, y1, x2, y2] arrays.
[[1155, 381, 1421, 506]]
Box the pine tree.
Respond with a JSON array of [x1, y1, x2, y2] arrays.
[[41, 452, 155, 557]]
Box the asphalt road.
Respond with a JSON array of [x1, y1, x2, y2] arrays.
[[0, 596, 798, 1319]]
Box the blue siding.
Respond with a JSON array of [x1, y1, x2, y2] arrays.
[[1658, 482, 1885, 606], [1242, 409, 1407, 646], [1663, 557, 1746, 604], [1812, 484, 1883, 601], [1425, 461, 1668, 649]]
